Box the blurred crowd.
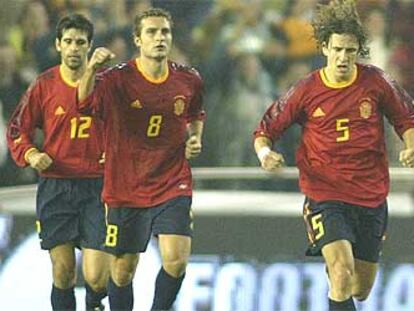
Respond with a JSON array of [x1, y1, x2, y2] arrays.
[[0, 0, 413, 187]]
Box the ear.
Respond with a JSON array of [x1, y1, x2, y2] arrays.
[[55, 38, 61, 52], [133, 35, 141, 48], [321, 41, 329, 57]]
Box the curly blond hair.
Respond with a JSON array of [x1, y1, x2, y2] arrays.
[[312, 0, 369, 57]]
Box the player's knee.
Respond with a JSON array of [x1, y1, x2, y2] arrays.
[[52, 261, 76, 287], [111, 259, 136, 286], [112, 269, 134, 287], [328, 262, 354, 291], [163, 257, 188, 278], [84, 271, 108, 293]]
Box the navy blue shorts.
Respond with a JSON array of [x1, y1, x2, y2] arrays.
[[303, 198, 388, 262], [36, 177, 105, 250], [104, 196, 193, 255]]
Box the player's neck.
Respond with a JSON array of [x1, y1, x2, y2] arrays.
[[323, 65, 357, 84], [136, 57, 168, 81], [59, 63, 85, 86]]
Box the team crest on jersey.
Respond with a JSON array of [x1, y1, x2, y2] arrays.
[[174, 96, 186, 116], [359, 99, 372, 119], [130, 99, 142, 109]]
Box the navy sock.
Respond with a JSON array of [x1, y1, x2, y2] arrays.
[[85, 283, 106, 310], [108, 277, 133, 311], [51, 285, 76, 311], [329, 297, 356, 311], [151, 268, 185, 310]]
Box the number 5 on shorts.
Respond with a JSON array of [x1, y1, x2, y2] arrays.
[[105, 224, 118, 247], [311, 214, 325, 240]]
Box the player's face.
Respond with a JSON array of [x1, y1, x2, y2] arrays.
[[135, 17, 172, 61], [322, 33, 359, 82], [56, 28, 91, 70]]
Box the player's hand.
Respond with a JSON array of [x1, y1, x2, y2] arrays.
[[186, 135, 202, 159], [399, 148, 414, 168], [27, 150, 53, 171], [87, 47, 115, 71], [260, 151, 285, 172]]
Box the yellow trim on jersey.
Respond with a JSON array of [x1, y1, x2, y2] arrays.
[[24, 147, 39, 163], [59, 65, 78, 88], [320, 65, 357, 89], [135, 58, 169, 84]]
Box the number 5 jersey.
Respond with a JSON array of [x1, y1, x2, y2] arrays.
[[254, 64, 414, 208]]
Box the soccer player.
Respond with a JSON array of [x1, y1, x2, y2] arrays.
[[77, 8, 205, 311], [7, 14, 109, 311], [254, 1, 414, 310]]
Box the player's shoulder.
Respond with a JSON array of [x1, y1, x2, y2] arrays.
[[97, 60, 134, 79], [27, 66, 60, 94], [36, 66, 60, 84], [358, 63, 389, 79], [288, 70, 318, 94], [170, 61, 203, 81], [357, 63, 393, 85]]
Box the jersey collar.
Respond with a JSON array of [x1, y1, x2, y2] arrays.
[[319, 65, 358, 89], [135, 58, 169, 84], [59, 65, 79, 88]]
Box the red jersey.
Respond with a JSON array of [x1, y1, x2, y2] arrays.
[[78, 59, 205, 208], [255, 64, 414, 208], [7, 66, 104, 178]]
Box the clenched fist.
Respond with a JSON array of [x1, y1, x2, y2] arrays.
[[26, 149, 53, 171], [185, 135, 202, 159], [399, 148, 414, 168], [88, 47, 116, 71], [258, 148, 285, 172]]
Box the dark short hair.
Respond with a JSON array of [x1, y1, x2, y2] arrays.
[[56, 14, 94, 43], [133, 8, 173, 37], [312, 0, 369, 57]]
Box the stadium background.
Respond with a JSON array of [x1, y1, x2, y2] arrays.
[[0, 0, 413, 310]]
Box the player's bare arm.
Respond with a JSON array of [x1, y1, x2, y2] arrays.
[[78, 47, 115, 102], [400, 128, 414, 168], [24, 148, 53, 171], [186, 120, 203, 159], [254, 136, 285, 172]]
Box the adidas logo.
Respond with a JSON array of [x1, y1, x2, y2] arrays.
[[55, 106, 65, 115], [130, 99, 142, 109], [312, 107, 325, 117], [14, 137, 22, 145]]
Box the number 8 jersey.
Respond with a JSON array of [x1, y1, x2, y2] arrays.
[[254, 63, 414, 208], [7, 66, 104, 178], [78, 60, 205, 208]]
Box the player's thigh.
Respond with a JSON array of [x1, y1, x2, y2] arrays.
[[158, 234, 192, 262], [82, 248, 110, 286], [50, 243, 76, 266], [36, 178, 80, 250], [352, 258, 378, 301], [322, 239, 354, 272]]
